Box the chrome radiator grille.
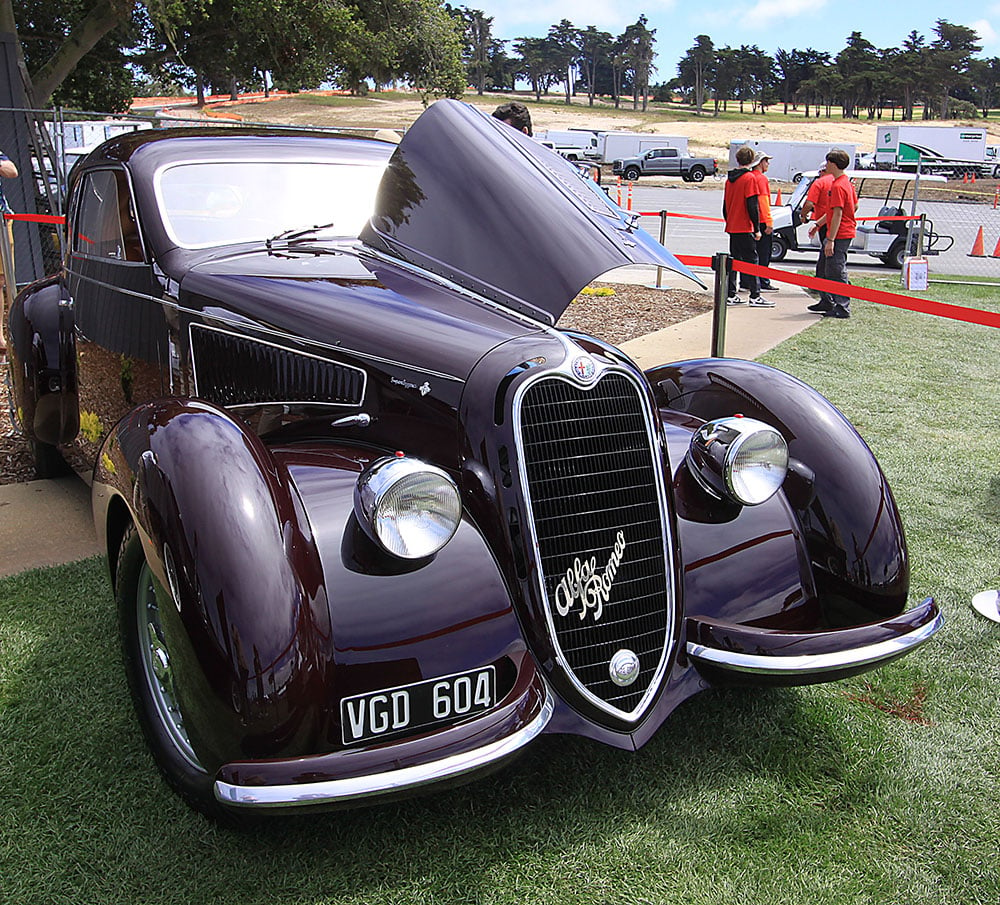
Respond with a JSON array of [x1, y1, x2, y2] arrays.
[[191, 326, 365, 408], [517, 371, 673, 718]]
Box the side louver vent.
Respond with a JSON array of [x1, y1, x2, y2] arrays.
[[191, 326, 365, 408]]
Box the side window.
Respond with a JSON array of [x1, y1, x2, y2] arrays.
[[73, 170, 144, 262]]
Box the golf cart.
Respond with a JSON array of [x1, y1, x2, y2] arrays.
[[769, 171, 953, 269]]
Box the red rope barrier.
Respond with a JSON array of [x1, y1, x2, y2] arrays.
[[731, 260, 1000, 330], [637, 209, 921, 224], [3, 212, 66, 225]]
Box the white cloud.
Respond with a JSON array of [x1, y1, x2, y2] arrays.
[[971, 18, 998, 46], [744, 0, 828, 28], [488, 0, 677, 39]]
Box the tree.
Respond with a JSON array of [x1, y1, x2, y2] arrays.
[[926, 20, 981, 119], [708, 46, 739, 113], [621, 15, 655, 111], [969, 57, 1000, 119], [677, 35, 714, 112], [445, 6, 493, 95], [835, 31, 878, 118], [513, 36, 558, 100], [3, 0, 155, 107], [577, 26, 612, 106], [545, 19, 579, 105]]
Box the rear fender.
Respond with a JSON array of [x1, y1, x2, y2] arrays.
[[6, 277, 78, 445], [93, 399, 330, 769], [649, 358, 909, 625]]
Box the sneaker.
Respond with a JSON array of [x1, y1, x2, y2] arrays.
[[748, 296, 775, 307], [807, 300, 832, 313], [726, 296, 746, 306], [759, 284, 779, 291], [821, 307, 850, 319]]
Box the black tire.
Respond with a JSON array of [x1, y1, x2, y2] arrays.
[[30, 438, 71, 479], [117, 524, 220, 817], [881, 239, 906, 269], [792, 172, 804, 184], [689, 166, 706, 182], [623, 166, 640, 182], [770, 235, 788, 263]]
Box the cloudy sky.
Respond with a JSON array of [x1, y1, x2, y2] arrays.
[[478, 0, 998, 79]]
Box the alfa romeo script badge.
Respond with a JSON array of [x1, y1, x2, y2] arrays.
[[609, 649, 640, 687]]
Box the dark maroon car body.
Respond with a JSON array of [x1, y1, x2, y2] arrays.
[[7, 100, 941, 816]]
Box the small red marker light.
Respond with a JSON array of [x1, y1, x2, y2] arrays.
[[395, 450, 405, 457]]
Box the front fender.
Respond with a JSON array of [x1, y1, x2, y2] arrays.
[[94, 399, 330, 769], [649, 358, 910, 626], [94, 399, 537, 777]]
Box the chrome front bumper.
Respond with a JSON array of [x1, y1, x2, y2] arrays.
[[214, 690, 553, 809], [686, 597, 942, 681]]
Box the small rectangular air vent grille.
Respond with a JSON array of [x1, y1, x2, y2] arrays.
[[517, 372, 671, 717], [191, 326, 364, 408]]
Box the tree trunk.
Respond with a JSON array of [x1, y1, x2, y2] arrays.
[[20, 0, 122, 106]]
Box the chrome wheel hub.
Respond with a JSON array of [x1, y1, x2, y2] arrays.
[[137, 561, 201, 768]]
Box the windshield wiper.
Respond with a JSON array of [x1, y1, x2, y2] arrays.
[[265, 222, 336, 250]]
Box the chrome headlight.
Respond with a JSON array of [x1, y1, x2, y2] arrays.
[[354, 455, 461, 559], [686, 416, 789, 506]]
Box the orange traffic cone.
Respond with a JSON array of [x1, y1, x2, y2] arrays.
[[991, 235, 1000, 258], [962, 171, 969, 184], [972, 171, 977, 184], [774, 187, 783, 205], [969, 225, 986, 257]]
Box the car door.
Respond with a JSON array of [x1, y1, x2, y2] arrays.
[[645, 149, 667, 175], [64, 166, 167, 468]]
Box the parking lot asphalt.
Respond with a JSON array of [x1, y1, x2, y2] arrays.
[[0, 274, 819, 579]]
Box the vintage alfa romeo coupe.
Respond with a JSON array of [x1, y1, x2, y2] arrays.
[[7, 100, 941, 817]]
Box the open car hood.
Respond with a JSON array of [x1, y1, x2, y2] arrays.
[[360, 99, 703, 326]]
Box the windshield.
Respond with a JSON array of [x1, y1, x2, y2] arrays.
[[155, 160, 387, 249]]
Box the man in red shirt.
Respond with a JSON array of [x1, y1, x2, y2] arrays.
[[752, 153, 778, 296], [722, 145, 764, 306], [803, 160, 834, 312], [808, 148, 856, 318]]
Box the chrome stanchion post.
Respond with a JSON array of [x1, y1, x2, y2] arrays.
[[656, 210, 667, 289], [711, 252, 730, 358]]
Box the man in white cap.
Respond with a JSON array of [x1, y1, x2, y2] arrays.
[[751, 151, 777, 296]]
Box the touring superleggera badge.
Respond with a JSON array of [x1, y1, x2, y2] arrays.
[[553, 530, 626, 622], [571, 355, 596, 382]]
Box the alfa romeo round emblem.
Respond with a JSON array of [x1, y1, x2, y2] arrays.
[[609, 649, 640, 687], [571, 355, 596, 383]]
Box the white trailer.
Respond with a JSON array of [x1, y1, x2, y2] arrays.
[[535, 129, 601, 161], [874, 125, 995, 176], [727, 139, 857, 184], [598, 132, 688, 164]]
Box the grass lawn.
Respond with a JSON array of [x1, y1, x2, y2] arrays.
[[1, 278, 998, 904]]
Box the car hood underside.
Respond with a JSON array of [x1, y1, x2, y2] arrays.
[[360, 99, 701, 326]]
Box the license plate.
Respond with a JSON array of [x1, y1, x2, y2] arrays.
[[340, 666, 496, 745]]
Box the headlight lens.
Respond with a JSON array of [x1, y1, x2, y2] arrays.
[[355, 456, 462, 559], [687, 416, 789, 506]]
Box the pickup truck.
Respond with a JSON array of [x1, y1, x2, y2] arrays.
[[612, 147, 717, 182]]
